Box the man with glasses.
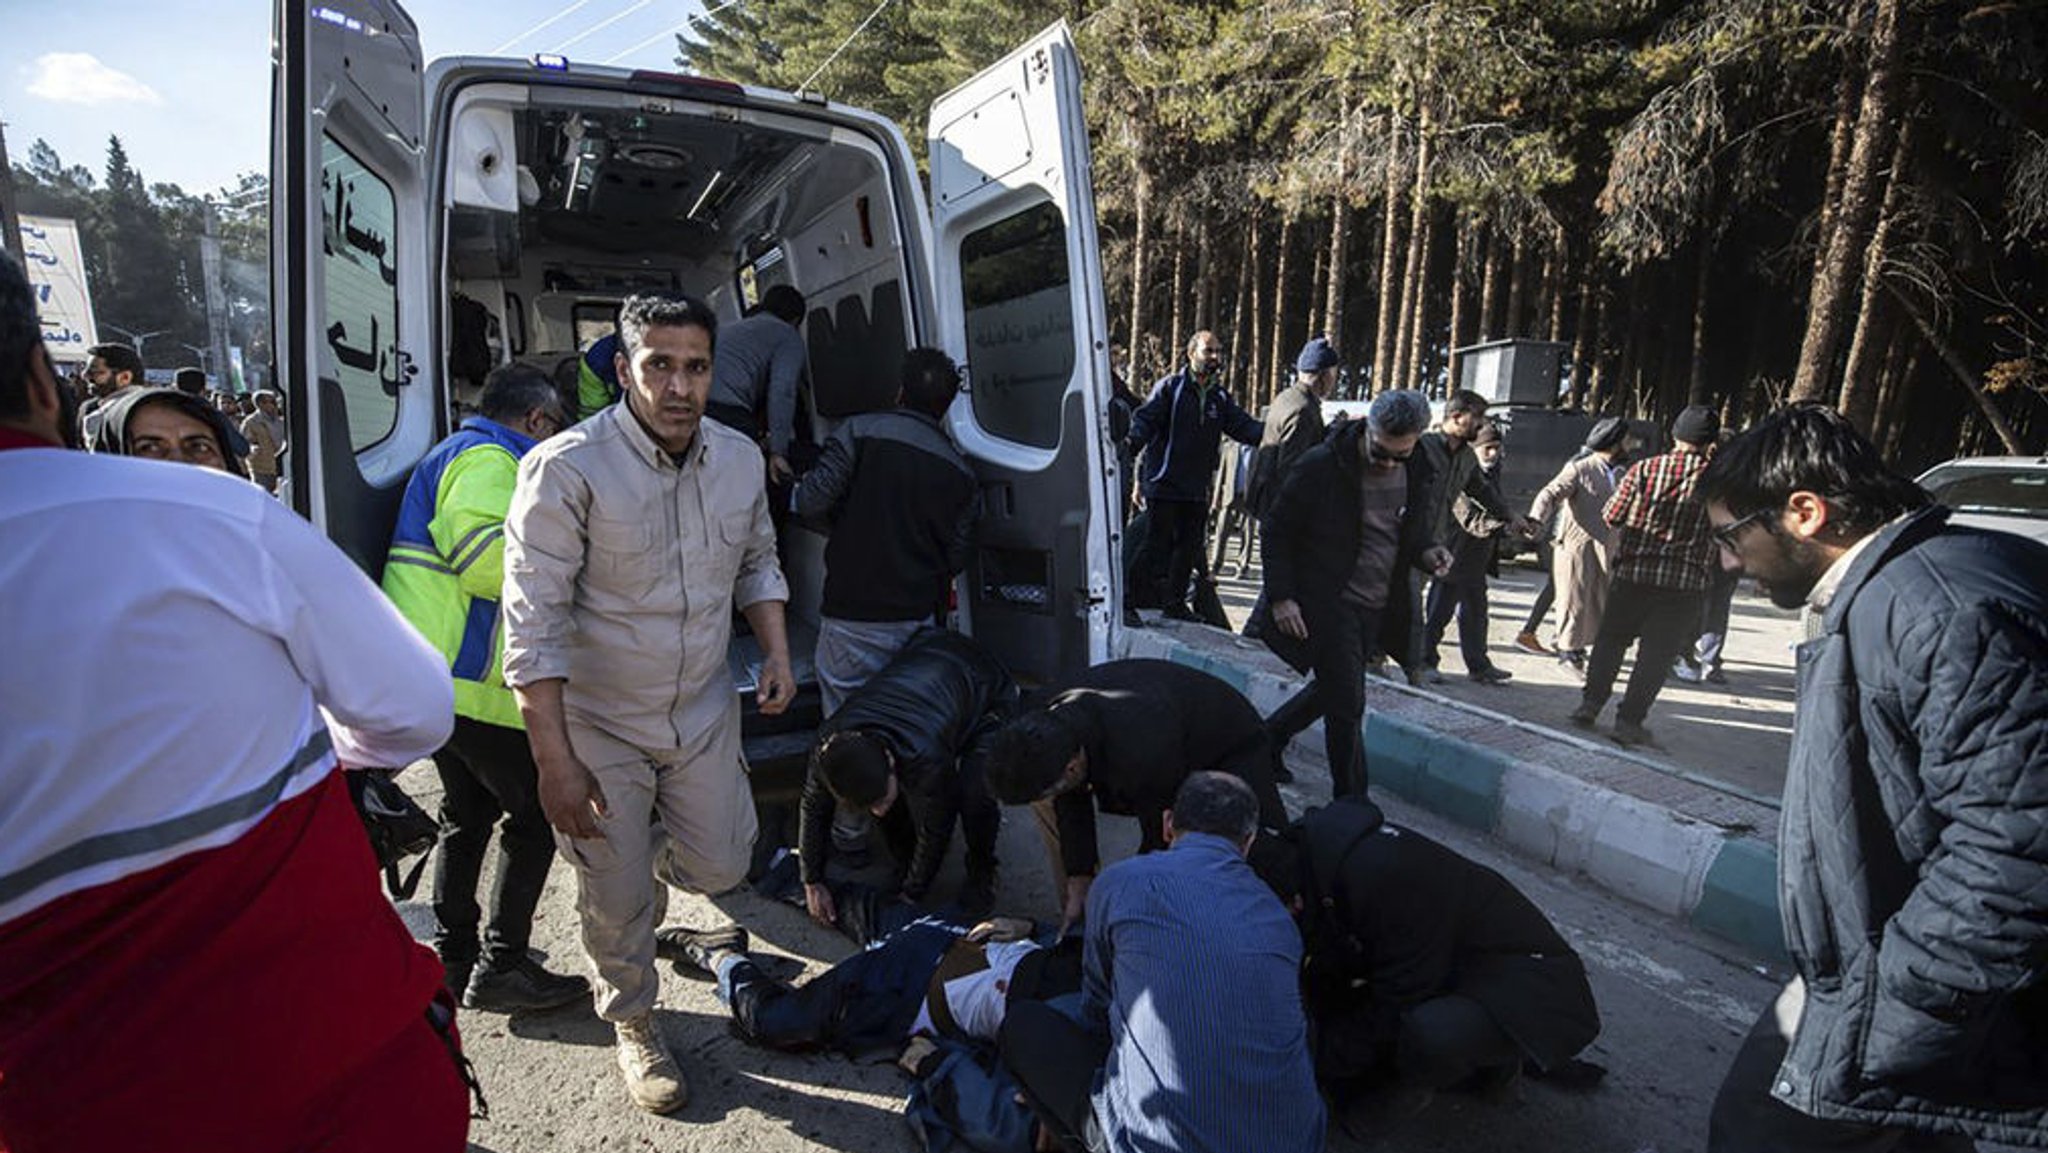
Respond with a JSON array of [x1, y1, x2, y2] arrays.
[[1700, 403, 2048, 1152], [1567, 404, 1720, 748], [383, 362, 588, 1014], [1256, 389, 1450, 796]]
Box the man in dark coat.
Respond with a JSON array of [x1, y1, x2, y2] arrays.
[[1257, 390, 1449, 796], [983, 659, 1289, 931], [1125, 331, 1263, 620], [1251, 797, 1601, 1111], [1423, 422, 1517, 685], [1245, 335, 1338, 521], [1402, 390, 1530, 678], [797, 628, 1018, 925], [1701, 403, 2048, 1152]]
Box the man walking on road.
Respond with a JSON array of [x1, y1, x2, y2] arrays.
[[503, 293, 795, 1116], [0, 253, 473, 1152], [1527, 417, 1627, 677], [1126, 330, 1263, 620], [1703, 403, 2048, 1152], [384, 362, 588, 1013], [1568, 404, 1719, 747], [1423, 422, 1517, 685]]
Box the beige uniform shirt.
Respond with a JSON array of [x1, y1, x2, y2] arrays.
[[501, 402, 788, 755]]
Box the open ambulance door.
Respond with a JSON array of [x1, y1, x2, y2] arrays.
[[929, 22, 1120, 684], [273, 0, 438, 579]]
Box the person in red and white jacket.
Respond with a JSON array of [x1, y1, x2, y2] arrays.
[[0, 252, 468, 1153]]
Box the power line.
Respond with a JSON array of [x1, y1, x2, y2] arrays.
[[601, 0, 745, 66], [488, 0, 602, 55], [557, 0, 656, 51], [800, 0, 895, 95]]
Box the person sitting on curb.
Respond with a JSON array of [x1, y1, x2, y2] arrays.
[[797, 627, 1018, 927], [1249, 797, 1604, 1133], [982, 659, 1289, 933]]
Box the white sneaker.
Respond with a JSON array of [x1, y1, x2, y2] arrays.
[[1672, 659, 1705, 684], [615, 1013, 690, 1114]]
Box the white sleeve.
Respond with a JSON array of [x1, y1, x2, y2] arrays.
[[257, 500, 453, 767]]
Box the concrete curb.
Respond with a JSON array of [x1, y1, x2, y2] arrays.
[[1118, 625, 1787, 963]]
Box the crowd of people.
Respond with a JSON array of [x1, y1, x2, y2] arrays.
[[1, 243, 2041, 1153]]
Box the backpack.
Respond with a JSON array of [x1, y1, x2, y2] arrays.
[[345, 770, 439, 899]]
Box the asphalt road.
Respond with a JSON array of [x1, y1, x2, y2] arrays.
[[399, 742, 1785, 1153]]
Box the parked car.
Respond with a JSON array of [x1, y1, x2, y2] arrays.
[[1915, 455, 2048, 546]]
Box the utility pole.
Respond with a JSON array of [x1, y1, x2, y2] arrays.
[[200, 201, 233, 391], [0, 117, 23, 262]]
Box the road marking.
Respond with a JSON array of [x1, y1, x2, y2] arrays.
[[1565, 927, 1759, 1035]]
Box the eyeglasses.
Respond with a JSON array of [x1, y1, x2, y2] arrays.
[[1710, 506, 1777, 550]]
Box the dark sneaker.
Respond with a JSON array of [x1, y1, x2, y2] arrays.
[[1612, 719, 1660, 749], [1704, 667, 1728, 686], [1567, 703, 1600, 730], [465, 956, 591, 1013], [440, 960, 474, 1004], [656, 925, 749, 975], [1470, 667, 1513, 685]]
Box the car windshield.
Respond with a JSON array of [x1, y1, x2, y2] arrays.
[[1921, 466, 2048, 519]]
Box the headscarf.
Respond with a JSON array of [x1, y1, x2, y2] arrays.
[[91, 388, 250, 478]]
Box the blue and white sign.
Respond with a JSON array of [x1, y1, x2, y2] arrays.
[[17, 215, 99, 361]]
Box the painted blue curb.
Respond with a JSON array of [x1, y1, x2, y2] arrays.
[[1162, 646, 1252, 695], [1693, 836, 1788, 961], [1365, 712, 1508, 832]]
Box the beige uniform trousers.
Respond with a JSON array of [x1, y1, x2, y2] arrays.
[[558, 720, 758, 1022]]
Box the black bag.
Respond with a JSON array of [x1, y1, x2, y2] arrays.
[[346, 769, 439, 899]]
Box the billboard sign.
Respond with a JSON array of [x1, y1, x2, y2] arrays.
[[17, 216, 98, 362]]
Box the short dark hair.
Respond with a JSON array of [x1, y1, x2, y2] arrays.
[[1367, 389, 1431, 437], [755, 284, 807, 326], [477, 361, 563, 425], [87, 342, 144, 380], [1697, 403, 1929, 535], [173, 367, 207, 394], [1169, 771, 1258, 841], [815, 729, 893, 808], [900, 347, 961, 418], [617, 293, 718, 357], [984, 707, 1083, 804], [0, 254, 41, 421], [1443, 389, 1490, 419]]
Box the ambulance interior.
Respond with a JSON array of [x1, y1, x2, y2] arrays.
[[439, 84, 922, 792]]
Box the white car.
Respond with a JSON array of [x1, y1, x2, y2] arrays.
[[1915, 456, 2048, 546]]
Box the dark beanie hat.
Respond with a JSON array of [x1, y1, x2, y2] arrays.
[[1584, 416, 1627, 452], [1672, 404, 1719, 445], [1294, 336, 1340, 374], [1473, 422, 1502, 447], [173, 367, 208, 394]]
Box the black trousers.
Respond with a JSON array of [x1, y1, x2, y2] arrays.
[[1424, 576, 1497, 676], [1001, 1000, 1109, 1153], [1523, 541, 1557, 634], [1708, 1003, 1980, 1153], [1579, 579, 1704, 725], [1265, 600, 1378, 797], [1133, 499, 1207, 611], [431, 717, 558, 970]]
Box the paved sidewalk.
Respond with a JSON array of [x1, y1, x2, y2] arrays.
[[1125, 554, 1800, 962]]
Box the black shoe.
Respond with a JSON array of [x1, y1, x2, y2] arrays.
[[1567, 703, 1599, 730], [655, 925, 749, 975], [1122, 607, 1146, 629], [1704, 667, 1728, 686], [465, 956, 591, 1013], [1470, 666, 1513, 685], [440, 959, 474, 1003], [1612, 719, 1660, 749]]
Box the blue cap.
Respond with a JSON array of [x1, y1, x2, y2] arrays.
[[1295, 336, 1340, 374]]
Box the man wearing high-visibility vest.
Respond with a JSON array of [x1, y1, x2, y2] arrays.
[[384, 362, 588, 1013]]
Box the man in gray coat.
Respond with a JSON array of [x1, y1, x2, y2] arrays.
[[1702, 403, 2048, 1152], [1245, 336, 1337, 521]]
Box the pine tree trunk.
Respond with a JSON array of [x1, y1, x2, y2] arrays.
[[1393, 105, 1434, 390], [1568, 266, 1596, 408], [1812, 2, 1868, 280], [1504, 234, 1529, 339], [1885, 282, 2027, 453], [1325, 193, 1349, 356], [1689, 235, 1714, 405], [1537, 239, 1561, 345], [1167, 210, 1189, 370], [1400, 205, 1435, 393], [1195, 212, 1217, 332], [1447, 212, 1470, 386], [1268, 211, 1296, 405], [1839, 116, 1915, 434], [1127, 163, 1153, 385], [1587, 280, 1614, 412], [1246, 212, 1267, 402], [1372, 114, 1408, 393], [1791, 0, 1904, 403], [1231, 210, 1258, 389], [1476, 226, 1502, 341], [1307, 228, 1327, 341]]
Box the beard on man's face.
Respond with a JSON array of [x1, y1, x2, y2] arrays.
[[1754, 530, 1829, 609]]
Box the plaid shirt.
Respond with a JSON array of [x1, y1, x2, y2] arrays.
[[1602, 445, 1714, 591]]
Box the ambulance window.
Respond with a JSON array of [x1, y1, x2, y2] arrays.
[[573, 303, 617, 350], [320, 135, 400, 451], [960, 201, 1072, 450]]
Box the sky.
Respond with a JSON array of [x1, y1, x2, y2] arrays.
[[1, 0, 713, 197]]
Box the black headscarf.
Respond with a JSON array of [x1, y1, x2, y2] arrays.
[[91, 388, 250, 478]]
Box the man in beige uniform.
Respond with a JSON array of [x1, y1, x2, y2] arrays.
[[502, 293, 794, 1115]]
